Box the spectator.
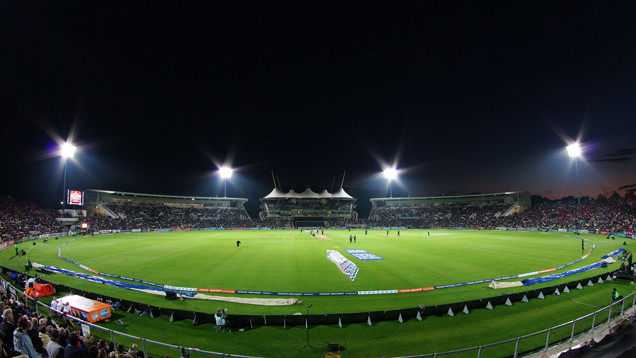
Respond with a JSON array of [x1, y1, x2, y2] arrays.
[[0, 308, 16, 355], [46, 328, 64, 358], [86, 345, 98, 358], [0, 335, 10, 358], [13, 316, 40, 358], [63, 332, 82, 358], [129, 344, 143, 358], [27, 317, 44, 357], [38, 326, 50, 353], [115, 343, 125, 355]]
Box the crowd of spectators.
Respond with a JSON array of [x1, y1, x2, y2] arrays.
[[363, 197, 634, 233], [498, 198, 634, 233], [0, 279, 145, 358], [87, 203, 252, 231], [0, 198, 64, 243], [367, 203, 510, 228], [1, 195, 633, 239]]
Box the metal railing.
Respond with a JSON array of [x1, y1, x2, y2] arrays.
[[3, 276, 635, 358], [398, 289, 636, 358], [2, 278, 260, 358]]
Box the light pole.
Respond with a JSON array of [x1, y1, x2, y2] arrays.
[[219, 166, 233, 198], [383, 168, 398, 198], [566, 143, 582, 205], [60, 142, 76, 211]]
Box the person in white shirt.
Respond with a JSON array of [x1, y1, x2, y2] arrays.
[[50, 299, 60, 314], [214, 308, 229, 328], [62, 302, 71, 316]]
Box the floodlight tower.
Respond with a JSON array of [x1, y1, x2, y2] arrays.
[[383, 167, 398, 198], [59, 142, 76, 211], [566, 143, 582, 205], [219, 166, 233, 198]]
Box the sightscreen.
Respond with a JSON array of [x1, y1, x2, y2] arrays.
[[295, 220, 326, 228]]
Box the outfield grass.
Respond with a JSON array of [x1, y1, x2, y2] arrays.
[[31, 280, 636, 358], [2, 229, 635, 357], [2, 229, 628, 315]]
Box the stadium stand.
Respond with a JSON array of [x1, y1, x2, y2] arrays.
[[0, 196, 64, 242], [83, 190, 252, 230], [366, 192, 634, 234], [259, 187, 358, 228], [367, 192, 529, 229], [499, 198, 635, 233], [1, 191, 633, 237]]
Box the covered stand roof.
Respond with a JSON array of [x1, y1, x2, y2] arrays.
[[262, 188, 354, 200]]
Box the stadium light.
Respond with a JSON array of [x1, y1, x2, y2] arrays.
[[383, 168, 398, 181], [383, 167, 399, 198], [566, 143, 581, 158], [218, 166, 233, 197], [59, 142, 77, 211], [60, 142, 77, 159], [565, 142, 582, 205], [219, 166, 233, 179]]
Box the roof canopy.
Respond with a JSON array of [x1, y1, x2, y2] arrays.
[[262, 188, 354, 200]]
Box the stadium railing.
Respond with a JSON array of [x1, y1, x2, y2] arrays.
[[399, 289, 636, 357], [1, 274, 634, 358]]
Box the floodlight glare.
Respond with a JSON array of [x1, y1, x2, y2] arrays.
[[60, 142, 77, 159], [219, 166, 233, 179], [566, 143, 582, 158], [383, 168, 398, 180], [59, 141, 77, 211], [565, 142, 583, 205]]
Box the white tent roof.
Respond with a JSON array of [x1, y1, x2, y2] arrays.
[[263, 188, 287, 199], [300, 188, 320, 198], [319, 190, 331, 198], [331, 188, 354, 199], [262, 188, 354, 200]]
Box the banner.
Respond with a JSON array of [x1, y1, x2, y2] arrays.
[[345, 249, 385, 261], [326, 250, 359, 281]]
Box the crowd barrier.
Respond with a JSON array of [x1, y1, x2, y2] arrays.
[[2, 267, 635, 358], [2, 265, 623, 327]]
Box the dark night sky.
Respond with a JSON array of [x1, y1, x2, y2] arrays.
[[1, 1, 635, 217]]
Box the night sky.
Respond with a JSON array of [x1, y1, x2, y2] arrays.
[[1, 1, 635, 216]]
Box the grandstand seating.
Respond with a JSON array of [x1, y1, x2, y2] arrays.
[[0, 196, 63, 242], [1, 195, 633, 239], [88, 203, 252, 230]]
